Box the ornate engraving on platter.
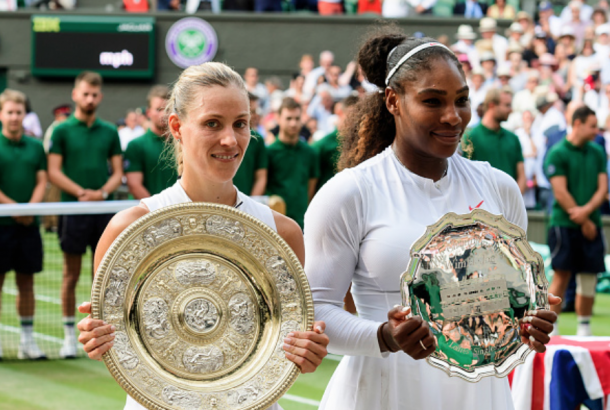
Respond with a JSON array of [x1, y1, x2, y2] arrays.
[[282, 302, 303, 323], [130, 365, 165, 397], [229, 293, 256, 335], [175, 260, 217, 286], [117, 238, 149, 273], [143, 298, 171, 339], [177, 214, 206, 235], [142, 218, 182, 247], [151, 268, 181, 296], [206, 215, 245, 242], [266, 256, 297, 295], [183, 345, 225, 374], [161, 386, 202, 410], [114, 331, 139, 370], [227, 379, 264, 407], [104, 267, 129, 307], [280, 320, 300, 338], [184, 298, 219, 333], [242, 230, 276, 261]]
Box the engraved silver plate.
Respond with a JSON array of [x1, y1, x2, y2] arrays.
[[400, 209, 549, 382], [91, 203, 314, 410]]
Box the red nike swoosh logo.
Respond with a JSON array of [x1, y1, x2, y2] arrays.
[[469, 200, 484, 211]]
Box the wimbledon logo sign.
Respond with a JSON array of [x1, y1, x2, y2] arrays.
[[165, 17, 218, 69]]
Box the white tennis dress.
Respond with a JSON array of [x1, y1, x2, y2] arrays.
[[304, 147, 527, 410], [124, 181, 282, 410]]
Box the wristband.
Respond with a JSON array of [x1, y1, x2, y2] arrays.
[[378, 322, 400, 353]]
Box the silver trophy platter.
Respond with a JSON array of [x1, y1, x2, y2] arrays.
[[401, 209, 549, 382]]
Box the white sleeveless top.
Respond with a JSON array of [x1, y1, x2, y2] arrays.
[[141, 180, 276, 230], [125, 180, 281, 410]]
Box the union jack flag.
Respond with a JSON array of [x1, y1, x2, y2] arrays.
[[509, 336, 610, 410]]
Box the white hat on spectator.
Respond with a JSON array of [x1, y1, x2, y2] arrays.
[[536, 92, 558, 109], [527, 70, 540, 80], [508, 22, 524, 34], [559, 26, 576, 39], [596, 23, 610, 36], [515, 11, 533, 22], [472, 68, 485, 77], [480, 51, 496, 62], [497, 66, 512, 77], [534, 26, 548, 39], [57, 0, 76, 9], [507, 43, 524, 54], [456, 25, 477, 40], [475, 39, 494, 54], [479, 18, 498, 33]]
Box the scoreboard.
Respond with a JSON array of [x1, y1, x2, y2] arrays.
[[31, 15, 155, 79]]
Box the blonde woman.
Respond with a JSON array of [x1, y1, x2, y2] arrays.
[[76, 62, 329, 410]]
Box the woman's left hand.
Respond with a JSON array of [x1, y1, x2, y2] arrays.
[[521, 294, 561, 353], [283, 321, 329, 373]]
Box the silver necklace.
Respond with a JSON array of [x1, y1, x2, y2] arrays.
[[391, 145, 448, 179]]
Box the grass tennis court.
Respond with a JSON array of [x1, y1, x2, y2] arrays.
[[1, 231, 610, 409]]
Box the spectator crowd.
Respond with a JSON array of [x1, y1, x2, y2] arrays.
[[0, 0, 605, 17]]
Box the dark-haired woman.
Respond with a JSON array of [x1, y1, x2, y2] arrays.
[[304, 30, 559, 409]]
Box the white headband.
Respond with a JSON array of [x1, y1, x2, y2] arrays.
[[385, 42, 453, 86]]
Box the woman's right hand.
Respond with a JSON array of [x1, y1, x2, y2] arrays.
[[383, 306, 437, 360], [76, 302, 116, 361]]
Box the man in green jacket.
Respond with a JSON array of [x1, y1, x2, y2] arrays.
[[545, 105, 607, 336], [124, 85, 178, 198], [462, 87, 526, 193], [0, 89, 48, 360], [48, 72, 123, 358], [266, 98, 319, 229]]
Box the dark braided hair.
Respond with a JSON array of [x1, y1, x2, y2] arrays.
[[338, 27, 464, 170]]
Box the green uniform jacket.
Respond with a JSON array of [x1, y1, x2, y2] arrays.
[[49, 115, 122, 202], [0, 134, 47, 225], [124, 129, 178, 196], [462, 123, 524, 180], [544, 138, 607, 228], [312, 129, 339, 190], [233, 131, 268, 195], [266, 139, 320, 229]]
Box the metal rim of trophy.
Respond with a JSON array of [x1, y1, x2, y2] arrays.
[[91, 202, 314, 410]]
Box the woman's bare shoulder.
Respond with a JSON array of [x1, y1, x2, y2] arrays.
[[108, 204, 150, 236], [272, 211, 302, 241]]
